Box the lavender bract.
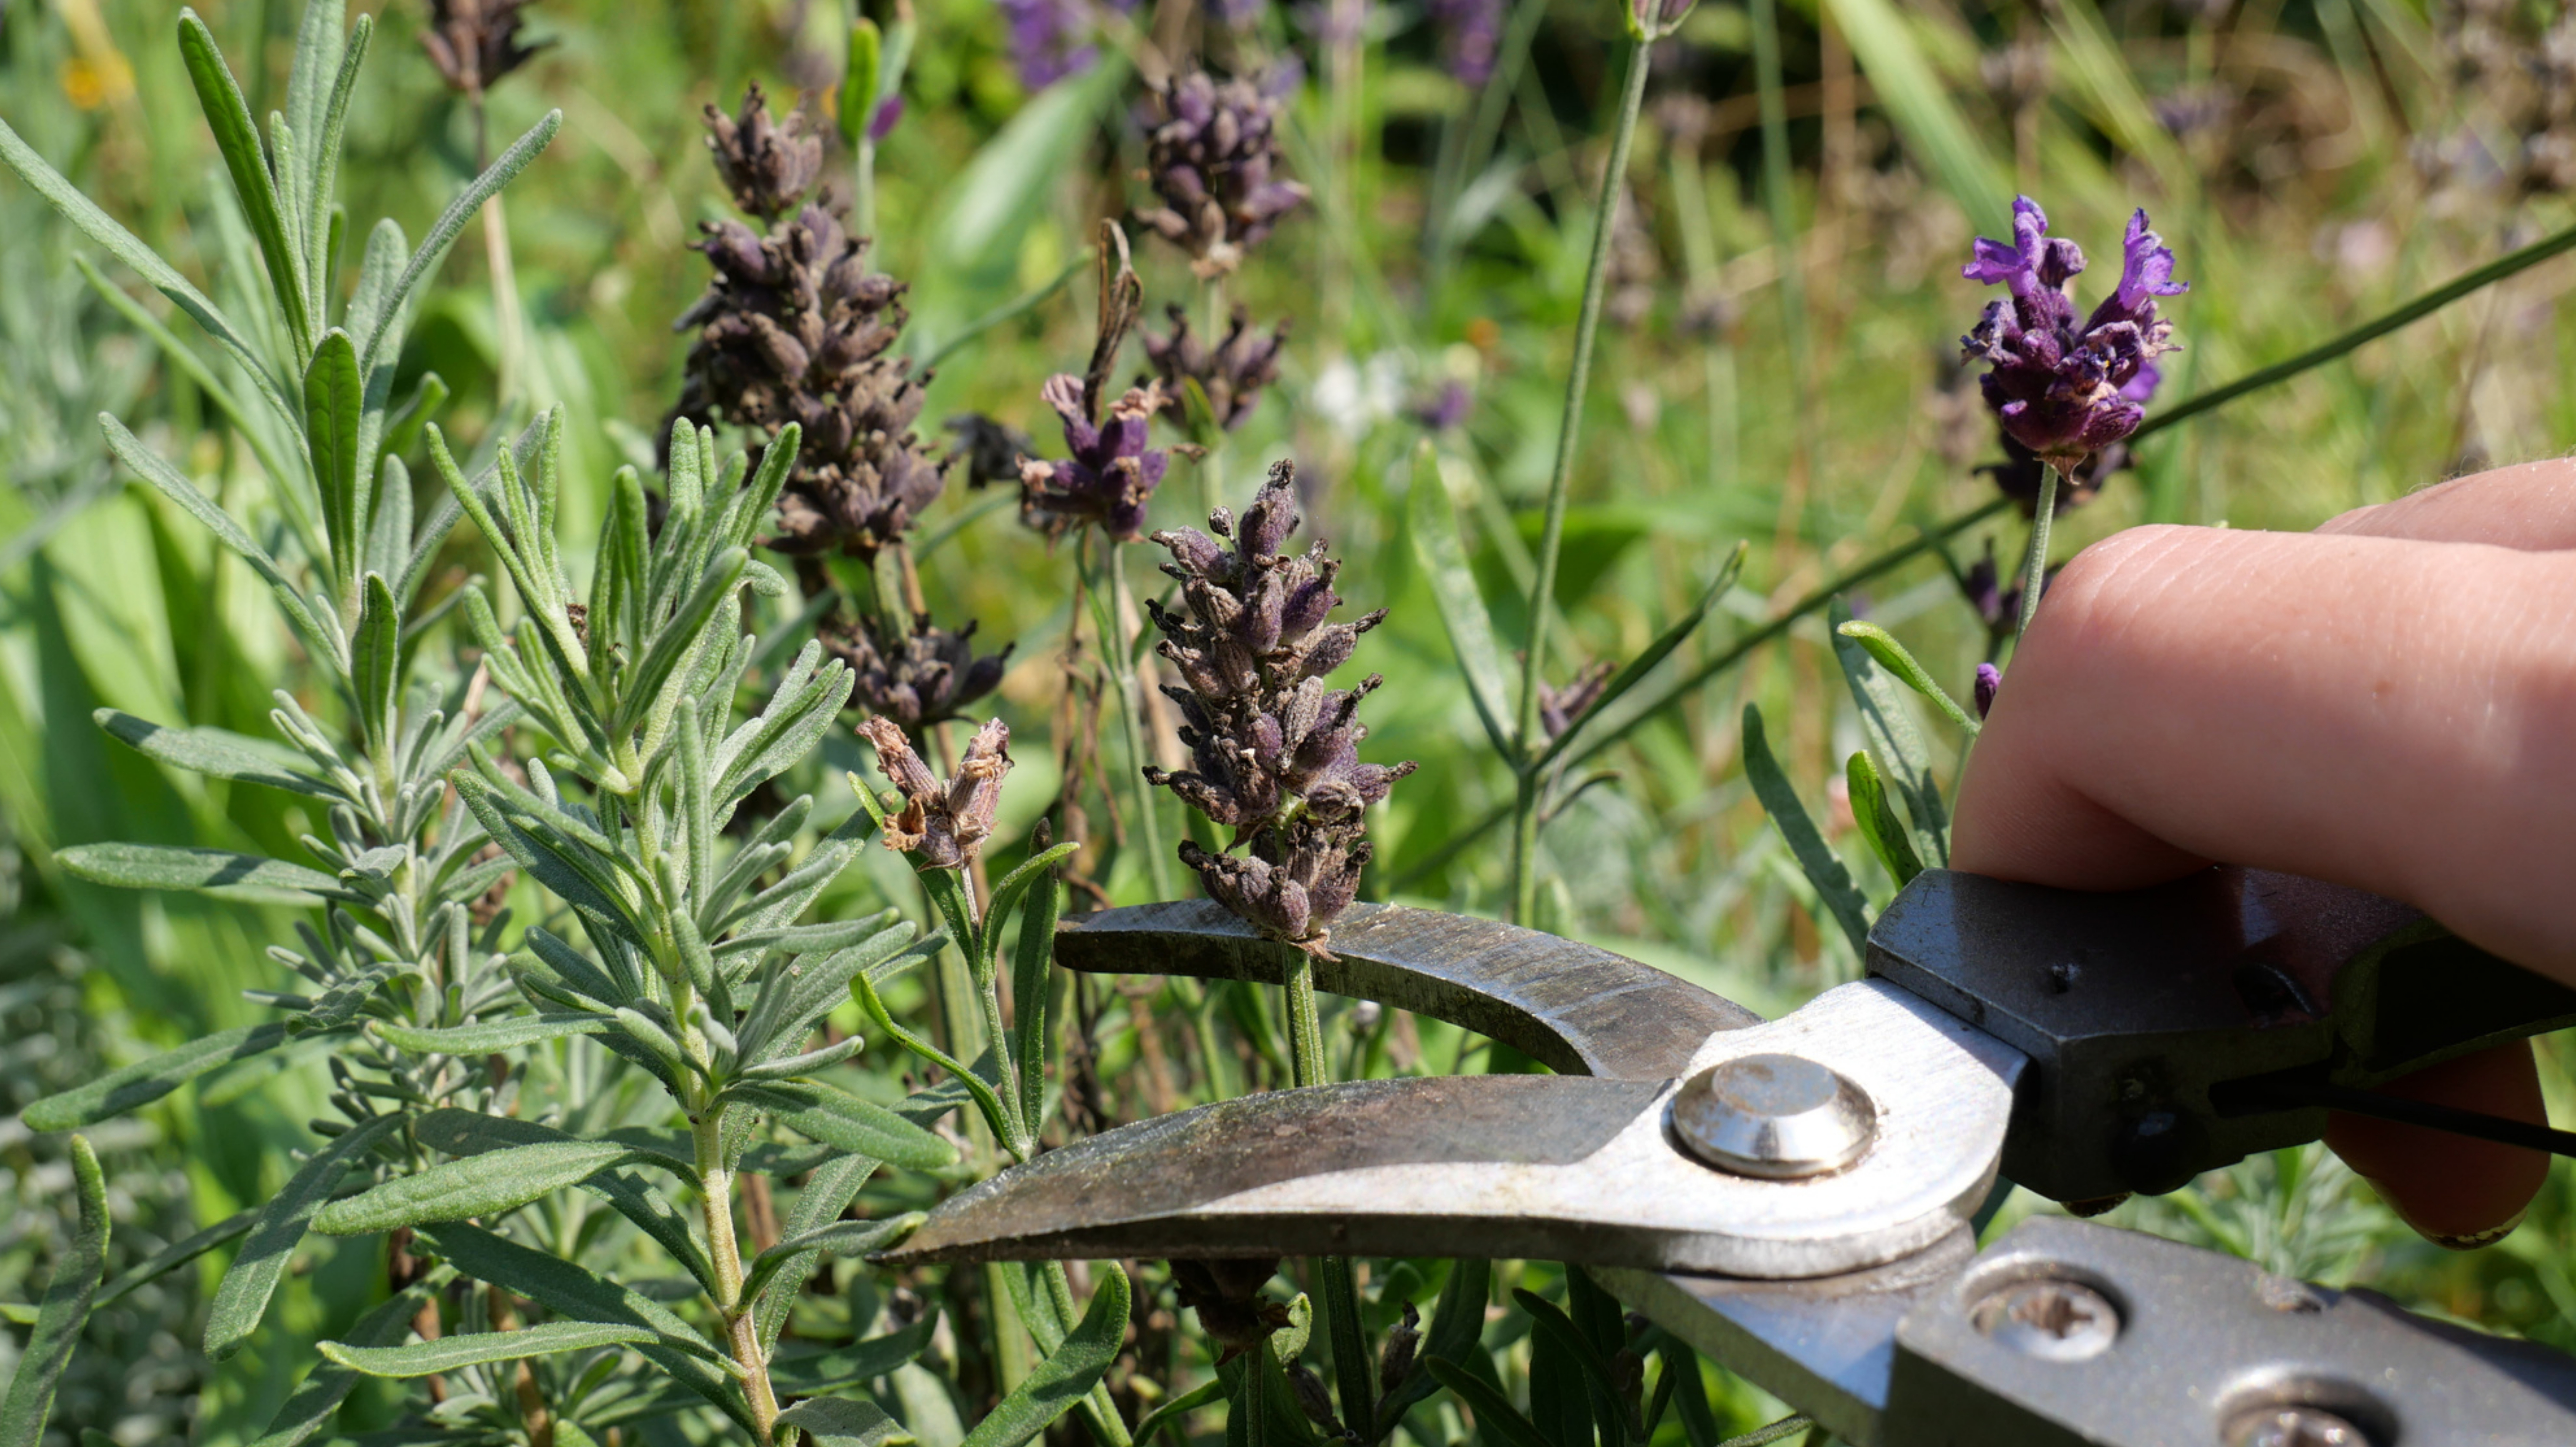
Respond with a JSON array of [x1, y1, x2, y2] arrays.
[[1137, 71, 1311, 277], [1961, 197, 2186, 469], [1142, 304, 1289, 433], [1019, 374, 1172, 542], [865, 717, 1013, 871], [1144, 463, 1414, 958]]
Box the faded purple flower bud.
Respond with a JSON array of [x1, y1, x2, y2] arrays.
[[1137, 70, 1311, 278], [868, 95, 906, 144], [1147, 462, 1414, 958], [1973, 663, 2001, 720], [1019, 374, 1172, 541], [1536, 659, 1615, 740], [421, 0, 547, 100], [997, 0, 1103, 89], [826, 613, 1014, 733], [945, 414, 1035, 489], [1961, 197, 2187, 470], [703, 81, 825, 224], [1378, 1302, 1421, 1391], [865, 716, 1012, 871], [1142, 305, 1288, 433], [1428, 0, 1504, 86]]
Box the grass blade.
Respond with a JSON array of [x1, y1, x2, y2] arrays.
[[1741, 705, 1871, 956], [958, 1263, 1129, 1447], [1405, 442, 1517, 762], [1820, 0, 2010, 233], [0, 1136, 109, 1447], [206, 1113, 402, 1361], [318, 1321, 657, 1378]]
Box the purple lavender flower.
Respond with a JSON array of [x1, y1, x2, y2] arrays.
[[1427, 0, 1503, 86], [1961, 197, 2186, 470], [868, 94, 905, 144], [997, 0, 1098, 89], [1019, 374, 1172, 541], [1973, 663, 2002, 720]]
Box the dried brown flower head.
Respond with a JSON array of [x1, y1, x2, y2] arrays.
[[825, 613, 1013, 734], [421, 0, 547, 99], [864, 716, 1012, 871], [703, 81, 826, 224]]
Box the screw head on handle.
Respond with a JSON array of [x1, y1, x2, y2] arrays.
[[1969, 1277, 2121, 1362], [1670, 1052, 1877, 1179]]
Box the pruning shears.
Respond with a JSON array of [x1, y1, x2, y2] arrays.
[[882, 869, 2576, 1445]]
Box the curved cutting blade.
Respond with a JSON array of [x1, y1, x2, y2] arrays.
[[887, 980, 2026, 1278], [1055, 900, 1759, 1081]]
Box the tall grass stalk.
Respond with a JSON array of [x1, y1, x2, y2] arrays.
[[1511, 32, 1652, 926]]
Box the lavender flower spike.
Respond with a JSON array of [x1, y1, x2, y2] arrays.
[[1961, 198, 2187, 470], [1019, 374, 1171, 541]]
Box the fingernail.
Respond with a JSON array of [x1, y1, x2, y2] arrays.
[[2426, 1207, 2527, 1252]]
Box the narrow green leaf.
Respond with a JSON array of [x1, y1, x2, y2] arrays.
[[743, 1214, 924, 1304], [851, 972, 1019, 1155], [1138, 1379, 1227, 1445], [318, 1320, 656, 1378], [840, 19, 884, 150], [408, 1111, 711, 1293], [179, 11, 311, 352], [1833, 621, 1978, 733], [784, 1398, 917, 1447], [958, 1264, 1130, 1447], [94, 709, 341, 799], [315, 1140, 637, 1235], [1846, 752, 1924, 889], [206, 1114, 402, 1361], [1740, 706, 1871, 956], [1513, 1289, 1641, 1445], [1375, 1258, 1489, 1436], [370, 1012, 610, 1054], [730, 1080, 958, 1170], [755, 1153, 881, 1351], [1533, 541, 1749, 770], [1829, 602, 1948, 866], [304, 330, 366, 592], [1659, 1341, 1718, 1447], [0, 121, 285, 424], [1009, 846, 1072, 1135], [57, 842, 350, 902], [359, 110, 563, 374], [769, 1318, 940, 1395], [411, 1221, 748, 1429], [247, 1283, 436, 1447], [351, 572, 399, 751], [614, 546, 749, 738], [1406, 442, 1517, 761], [1423, 1358, 1551, 1447], [0, 1136, 109, 1447], [305, 13, 371, 324], [737, 917, 920, 1067], [24, 1021, 293, 1130], [97, 1207, 255, 1307]]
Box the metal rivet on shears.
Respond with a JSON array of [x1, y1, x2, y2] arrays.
[[1669, 1053, 1877, 1179]]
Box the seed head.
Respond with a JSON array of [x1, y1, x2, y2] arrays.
[[1141, 304, 1288, 434], [826, 614, 1014, 734], [864, 717, 1012, 871], [1961, 198, 2185, 470], [703, 81, 825, 224], [1137, 70, 1311, 278]]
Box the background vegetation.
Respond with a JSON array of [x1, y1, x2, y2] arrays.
[[4, 0, 2575, 1443]]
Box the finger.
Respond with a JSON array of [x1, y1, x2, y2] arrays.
[[1952, 524, 2576, 983], [2322, 1041, 2549, 1246], [2317, 458, 2576, 550]]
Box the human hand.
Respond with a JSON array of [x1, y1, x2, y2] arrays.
[[1950, 459, 2576, 1245]]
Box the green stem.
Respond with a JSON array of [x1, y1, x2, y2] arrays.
[[1103, 542, 1176, 902], [1511, 34, 1653, 926], [2015, 467, 2060, 645], [693, 1108, 779, 1442], [919, 247, 1091, 369]]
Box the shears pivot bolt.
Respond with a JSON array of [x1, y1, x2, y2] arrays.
[[1668, 1052, 1877, 1180]]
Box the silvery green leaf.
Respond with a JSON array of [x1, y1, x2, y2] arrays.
[[371, 1012, 609, 1054], [407, 1111, 713, 1292], [302, 11, 369, 322], [22, 1021, 294, 1130], [779, 1399, 917, 1447], [1405, 441, 1516, 761], [767, 1317, 939, 1396], [754, 1152, 880, 1350], [0, 1136, 108, 1447], [94, 709, 341, 799], [521, 928, 624, 1007], [741, 1213, 924, 1304], [1740, 705, 1871, 956], [350, 573, 400, 753], [455, 776, 647, 945], [957, 1265, 1129, 1447], [366, 454, 411, 584], [206, 1113, 402, 1361], [60, 843, 351, 903], [724, 806, 871, 936], [1835, 619, 1979, 733], [736, 916, 917, 1065], [615, 547, 749, 738], [1007, 849, 1072, 1134], [728, 1080, 958, 1169], [319, 1321, 656, 1378], [180, 12, 311, 354], [735, 1036, 863, 1083], [97, 1207, 254, 1307], [714, 915, 892, 960], [246, 1283, 436, 1447], [357, 110, 561, 375], [413, 1222, 749, 1429], [314, 1139, 639, 1234], [304, 330, 366, 595]]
